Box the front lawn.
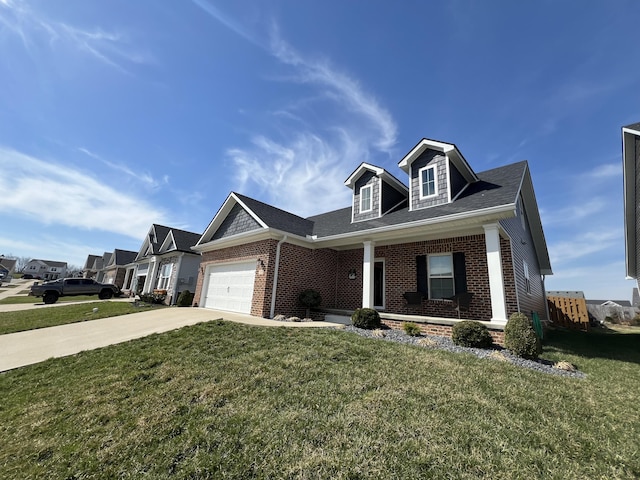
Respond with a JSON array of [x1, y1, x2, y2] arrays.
[[0, 301, 145, 335], [0, 322, 638, 478], [0, 295, 121, 305]]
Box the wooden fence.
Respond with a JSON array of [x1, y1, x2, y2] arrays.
[[547, 295, 590, 331]]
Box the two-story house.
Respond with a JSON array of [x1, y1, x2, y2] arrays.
[[192, 137, 552, 341]]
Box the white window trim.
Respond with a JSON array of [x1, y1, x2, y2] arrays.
[[523, 260, 531, 295], [157, 263, 173, 290], [419, 165, 438, 199], [360, 184, 373, 213], [427, 253, 454, 300]]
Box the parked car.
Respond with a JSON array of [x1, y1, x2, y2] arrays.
[[22, 273, 33, 279]]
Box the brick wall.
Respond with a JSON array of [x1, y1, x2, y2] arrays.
[[272, 244, 338, 318], [194, 232, 519, 324], [381, 318, 505, 346]]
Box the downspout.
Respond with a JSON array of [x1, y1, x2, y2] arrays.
[[270, 235, 288, 319]]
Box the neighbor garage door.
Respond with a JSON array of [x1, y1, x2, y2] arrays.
[[203, 261, 256, 314]]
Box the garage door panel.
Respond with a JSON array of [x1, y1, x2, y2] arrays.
[[203, 261, 256, 314]]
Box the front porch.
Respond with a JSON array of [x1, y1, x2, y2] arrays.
[[317, 307, 506, 346]]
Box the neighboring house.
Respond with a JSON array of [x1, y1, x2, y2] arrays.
[[0, 257, 17, 282], [192, 137, 552, 337], [82, 254, 101, 279], [126, 224, 201, 304], [623, 122, 640, 288], [23, 259, 68, 280], [101, 249, 138, 288], [91, 252, 113, 283]]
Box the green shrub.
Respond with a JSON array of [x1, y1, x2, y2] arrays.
[[139, 293, 166, 305], [504, 312, 541, 359], [176, 290, 194, 307], [451, 320, 493, 348], [402, 322, 421, 336], [351, 308, 381, 329], [298, 289, 322, 317]]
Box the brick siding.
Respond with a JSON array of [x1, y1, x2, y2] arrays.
[[194, 232, 519, 326]]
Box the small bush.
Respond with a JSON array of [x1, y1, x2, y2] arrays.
[[504, 312, 541, 359], [299, 289, 322, 317], [629, 315, 640, 327], [298, 289, 322, 308], [176, 290, 194, 307], [139, 293, 166, 305], [451, 320, 493, 348], [351, 308, 381, 329], [402, 322, 422, 337]]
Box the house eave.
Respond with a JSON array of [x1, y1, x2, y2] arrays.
[[314, 203, 517, 249]]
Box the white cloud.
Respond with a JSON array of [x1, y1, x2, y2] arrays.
[[548, 230, 620, 266], [0, 1, 152, 73], [228, 133, 353, 217], [540, 197, 611, 226], [545, 261, 635, 301], [191, 2, 398, 217], [0, 235, 111, 269], [268, 28, 397, 152], [0, 147, 170, 239], [77, 147, 166, 189], [585, 163, 621, 178]]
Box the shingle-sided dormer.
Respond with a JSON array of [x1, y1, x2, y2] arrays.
[[344, 163, 408, 223], [398, 139, 479, 211]]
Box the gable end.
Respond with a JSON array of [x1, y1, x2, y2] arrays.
[[212, 203, 262, 240]]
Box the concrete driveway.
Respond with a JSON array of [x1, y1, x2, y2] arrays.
[[0, 306, 342, 372]]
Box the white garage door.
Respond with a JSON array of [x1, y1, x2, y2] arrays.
[[203, 261, 256, 314]]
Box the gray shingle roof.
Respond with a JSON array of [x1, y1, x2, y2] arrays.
[[624, 122, 640, 131], [170, 228, 202, 252], [223, 161, 527, 239], [307, 161, 526, 238], [235, 193, 315, 237]]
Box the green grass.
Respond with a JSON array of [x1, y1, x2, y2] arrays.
[[1, 322, 638, 479], [0, 301, 146, 335], [0, 294, 118, 305]]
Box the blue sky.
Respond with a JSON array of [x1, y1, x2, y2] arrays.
[[0, 0, 638, 300]]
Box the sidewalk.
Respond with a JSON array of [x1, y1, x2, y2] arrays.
[[0, 307, 342, 372]]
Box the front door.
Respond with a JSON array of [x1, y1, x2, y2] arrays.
[[374, 260, 385, 309]]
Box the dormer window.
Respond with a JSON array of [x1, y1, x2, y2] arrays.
[[360, 185, 373, 213], [420, 165, 437, 198]]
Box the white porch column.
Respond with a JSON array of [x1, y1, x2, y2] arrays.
[[483, 224, 507, 324], [144, 257, 159, 293], [362, 241, 375, 308]]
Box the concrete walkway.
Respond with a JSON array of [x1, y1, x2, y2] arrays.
[[0, 306, 343, 372]]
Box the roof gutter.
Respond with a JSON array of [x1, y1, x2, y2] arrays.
[[269, 234, 288, 319]]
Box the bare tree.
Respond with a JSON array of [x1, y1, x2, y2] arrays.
[[2, 254, 31, 272]]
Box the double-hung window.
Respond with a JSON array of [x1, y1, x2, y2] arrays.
[[360, 185, 372, 212], [428, 254, 454, 299], [523, 261, 531, 294], [419, 165, 437, 198], [157, 263, 173, 290]]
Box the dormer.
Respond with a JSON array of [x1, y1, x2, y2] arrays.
[[344, 163, 408, 223], [398, 139, 479, 211]]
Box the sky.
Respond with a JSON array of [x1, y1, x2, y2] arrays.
[[0, 0, 639, 300]]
